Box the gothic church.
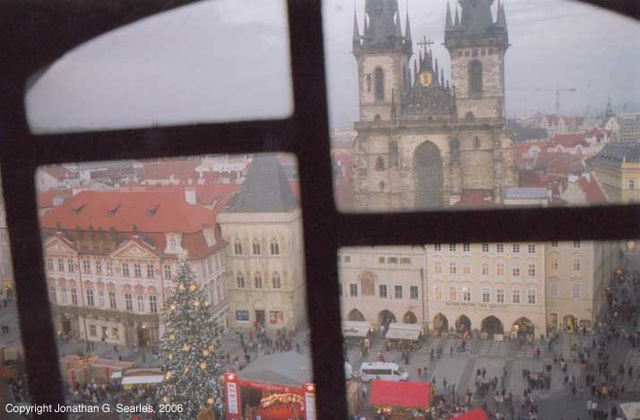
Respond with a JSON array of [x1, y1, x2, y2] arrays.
[[352, 0, 517, 210]]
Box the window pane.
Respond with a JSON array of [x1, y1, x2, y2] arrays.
[[325, 0, 640, 212], [26, 0, 293, 134], [339, 240, 627, 416], [36, 154, 313, 418]]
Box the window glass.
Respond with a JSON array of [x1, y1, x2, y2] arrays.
[[26, 0, 293, 134], [325, 0, 640, 212], [36, 154, 312, 417]]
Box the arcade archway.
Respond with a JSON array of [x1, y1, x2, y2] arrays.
[[563, 314, 577, 332], [481, 316, 504, 336], [402, 311, 418, 324], [512, 317, 534, 339], [378, 310, 396, 329], [433, 313, 449, 334], [347, 308, 365, 322], [455, 315, 471, 334]]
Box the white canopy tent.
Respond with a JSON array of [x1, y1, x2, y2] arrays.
[[342, 321, 372, 339], [618, 402, 640, 420], [385, 323, 422, 341]]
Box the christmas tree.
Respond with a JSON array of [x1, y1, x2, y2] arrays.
[[157, 252, 224, 419]]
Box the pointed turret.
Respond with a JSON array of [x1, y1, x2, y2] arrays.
[[454, 7, 460, 27], [413, 58, 418, 83], [440, 69, 445, 86], [404, 9, 413, 53], [353, 9, 361, 52], [496, 0, 507, 29], [445, 2, 454, 31], [394, 11, 402, 37], [434, 59, 440, 85]]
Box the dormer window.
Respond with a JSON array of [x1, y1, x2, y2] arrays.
[[169, 237, 177, 249]]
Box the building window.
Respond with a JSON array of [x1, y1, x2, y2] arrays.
[[149, 295, 158, 313], [449, 244, 456, 252], [512, 244, 519, 253], [449, 262, 457, 274], [57, 259, 64, 272], [134, 263, 142, 278], [394, 285, 403, 299], [463, 263, 471, 275], [527, 289, 536, 304], [496, 244, 504, 253], [137, 295, 144, 312], [270, 240, 280, 255], [572, 283, 581, 298], [147, 264, 154, 278], [234, 242, 243, 255], [112, 328, 120, 340], [463, 244, 470, 252], [98, 290, 105, 307], [379, 284, 387, 298], [528, 264, 536, 277], [236, 310, 250, 322], [550, 282, 558, 297], [270, 311, 284, 325], [109, 291, 117, 309], [46, 258, 53, 271], [389, 141, 399, 167], [469, 60, 483, 94], [272, 272, 282, 289], [49, 285, 57, 303], [482, 263, 489, 276], [68, 259, 74, 273], [434, 262, 442, 274], [344, 255, 351, 262], [387, 257, 398, 264], [512, 266, 520, 277], [574, 240, 581, 248], [573, 259, 581, 272], [552, 258, 558, 271], [434, 286, 442, 301], [254, 273, 263, 289], [410, 286, 419, 300], [630, 180, 635, 190], [496, 288, 505, 303], [374, 67, 384, 100], [164, 264, 171, 279], [83, 259, 91, 274], [449, 287, 457, 301], [528, 244, 536, 254], [481, 287, 490, 303], [122, 262, 130, 277], [125, 293, 133, 311], [551, 241, 558, 247], [86, 289, 94, 306], [89, 325, 97, 337], [463, 286, 471, 302], [236, 272, 245, 288], [375, 156, 385, 171], [400, 258, 411, 264], [482, 244, 489, 253], [497, 263, 504, 276], [60, 287, 68, 304], [349, 284, 358, 297], [378, 257, 385, 264], [95, 261, 102, 274], [434, 244, 442, 251], [252, 240, 261, 255], [512, 289, 520, 304], [106, 261, 113, 276], [71, 288, 78, 305]]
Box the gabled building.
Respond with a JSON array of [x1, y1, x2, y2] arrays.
[[218, 155, 306, 331], [40, 190, 228, 347]]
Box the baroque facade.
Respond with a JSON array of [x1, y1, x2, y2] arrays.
[[352, 0, 516, 211]]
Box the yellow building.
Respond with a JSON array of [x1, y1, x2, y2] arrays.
[[588, 142, 640, 204]]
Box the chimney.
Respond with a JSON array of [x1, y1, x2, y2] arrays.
[[185, 187, 196, 205]]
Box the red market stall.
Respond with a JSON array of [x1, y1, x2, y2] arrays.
[[369, 380, 430, 419], [448, 408, 489, 420], [223, 352, 316, 420]]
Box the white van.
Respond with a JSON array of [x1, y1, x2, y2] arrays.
[[359, 362, 408, 382]]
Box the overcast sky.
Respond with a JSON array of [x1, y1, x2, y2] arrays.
[[26, 0, 640, 133]]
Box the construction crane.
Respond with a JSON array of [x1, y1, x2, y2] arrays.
[[509, 87, 577, 116]]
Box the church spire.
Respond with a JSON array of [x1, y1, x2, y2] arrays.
[[353, 8, 361, 51], [496, 0, 507, 30], [459, 0, 494, 34], [454, 6, 460, 27], [404, 7, 413, 53], [394, 11, 403, 37], [445, 2, 454, 31], [434, 58, 440, 85], [440, 68, 445, 86]]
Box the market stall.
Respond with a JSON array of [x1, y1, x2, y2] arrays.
[[342, 321, 372, 347], [223, 351, 316, 420], [60, 355, 134, 387], [120, 368, 164, 389], [385, 323, 423, 350], [448, 408, 489, 420], [369, 380, 430, 419]]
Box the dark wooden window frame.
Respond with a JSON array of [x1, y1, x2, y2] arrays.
[[0, 1, 638, 418]]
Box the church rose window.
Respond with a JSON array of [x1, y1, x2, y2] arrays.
[[2, 1, 639, 418]]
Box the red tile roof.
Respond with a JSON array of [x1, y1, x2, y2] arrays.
[[451, 190, 499, 209], [577, 174, 607, 204], [40, 190, 216, 233], [141, 161, 199, 183], [534, 151, 584, 175], [38, 188, 73, 208], [549, 133, 588, 149], [40, 165, 74, 181]]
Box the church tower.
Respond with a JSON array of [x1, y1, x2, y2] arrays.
[[353, 0, 412, 123], [445, 0, 509, 120]]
